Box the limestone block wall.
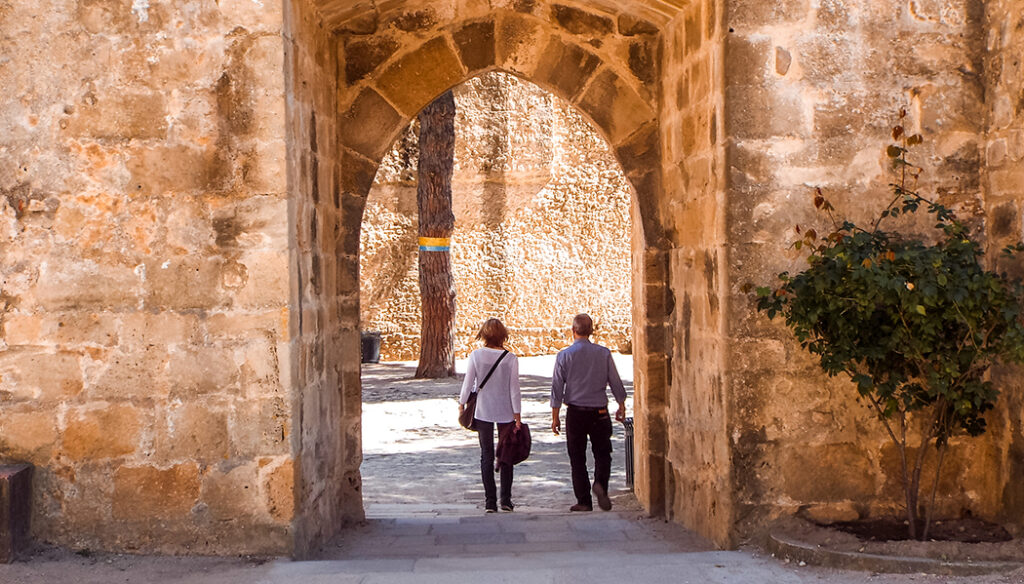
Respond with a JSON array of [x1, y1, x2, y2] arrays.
[[723, 0, 998, 535], [646, 0, 731, 545], [359, 71, 633, 361], [984, 0, 1024, 527], [283, 0, 364, 556], [0, 0, 295, 554]]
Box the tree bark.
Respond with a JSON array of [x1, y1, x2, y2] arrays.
[[415, 91, 456, 378]]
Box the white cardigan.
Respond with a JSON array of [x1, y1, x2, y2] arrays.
[[458, 348, 521, 423]]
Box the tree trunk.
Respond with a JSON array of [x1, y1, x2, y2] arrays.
[[415, 91, 456, 378]]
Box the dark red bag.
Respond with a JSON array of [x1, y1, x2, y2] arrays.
[[497, 423, 531, 466]]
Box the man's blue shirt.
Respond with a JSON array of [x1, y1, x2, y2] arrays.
[[550, 338, 627, 408]]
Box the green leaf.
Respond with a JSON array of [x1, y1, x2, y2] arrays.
[[915, 304, 926, 315]]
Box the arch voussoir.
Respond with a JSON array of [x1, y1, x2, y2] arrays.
[[338, 87, 406, 162], [373, 35, 467, 118]]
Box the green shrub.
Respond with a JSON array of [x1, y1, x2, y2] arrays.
[[752, 112, 1024, 539]]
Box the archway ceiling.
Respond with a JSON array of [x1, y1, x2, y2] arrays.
[[313, 0, 688, 34]]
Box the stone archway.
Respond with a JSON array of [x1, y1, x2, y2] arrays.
[[282, 0, 725, 556]]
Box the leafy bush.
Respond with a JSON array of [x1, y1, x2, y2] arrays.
[[752, 112, 1024, 539]]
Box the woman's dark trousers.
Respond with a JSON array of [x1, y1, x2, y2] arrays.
[[476, 419, 514, 508], [565, 405, 613, 508]]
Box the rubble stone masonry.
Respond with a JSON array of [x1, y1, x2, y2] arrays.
[[359, 71, 633, 361]]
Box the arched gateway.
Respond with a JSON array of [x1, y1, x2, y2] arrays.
[[284, 0, 709, 556], [4, 0, 1020, 560]]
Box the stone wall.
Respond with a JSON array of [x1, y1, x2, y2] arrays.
[[359, 71, 633, 361], [723, 0, 997, 537], [0, 0, 294, 554], [984, 0, 1024, 527], [3, 0, 1024, 559], [645, 0, 731, 544], [283, 0, 364, 557]]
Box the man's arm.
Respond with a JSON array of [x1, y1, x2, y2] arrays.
[[550, 353, 566, 434], [607, 352, 627, 422]]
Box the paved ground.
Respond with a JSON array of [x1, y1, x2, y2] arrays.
[[358, 354, 635, 511], [3, 355, 1024, 583]]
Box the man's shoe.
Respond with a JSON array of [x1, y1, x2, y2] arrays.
[[485, 502, 498, 513], [500, 501, 515, 512], [569, 504, 593, 512], [592, 483, 612, 511]]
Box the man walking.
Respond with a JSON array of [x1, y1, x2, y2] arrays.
[[550, 313, 627, 512]]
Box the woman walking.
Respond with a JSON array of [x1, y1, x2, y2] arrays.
[[458, 318, 522, 513]]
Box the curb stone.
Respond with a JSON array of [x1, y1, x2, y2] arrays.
[[767, 530, 1023, 576]]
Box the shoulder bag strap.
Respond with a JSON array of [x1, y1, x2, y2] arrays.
[[476, 350, 509, 392]]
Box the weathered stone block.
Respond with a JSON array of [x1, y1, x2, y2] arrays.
[[386, 8, 438, 32], [577, 69, 656, 145], [200, 463, 260, 521], [339, 88, 406, 161], [0, 411, 57, 460], [63, 92, 168, 141], [533, 36, 601, 102], [375, 36, 465, 118], [112, 464, 200, 521], [145, 256, 225, 311], [615, 121, 660, 177], [725, 36, 771, 86], [263, 458, 295, 521], [618, 14, 658, 36], [120, 313, 199, 348], [684, 9, 702, 53], [452, 20, 495, 73], [88, 347, 169, 401], [551, 4, 613, 37], [0, 350, 83, 403], [0, 464, 33, 563], [725, 0, 810, 29], [126, 144, 222, 196], [166, 348, 239, 398], [155, 403, 230, 462], [628, 39, 658, 86], [62, 404, 142, 460], [33, 261, 140, 311], [229, 398, 290, 457], [232, 250, 290, 308], [781, 443, 874, 501], [724, 85, 807, 140], [344, 36, 400, 84], [496, 13, 545, 75]]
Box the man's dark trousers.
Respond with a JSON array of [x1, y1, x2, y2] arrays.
[[565, 405, 613, 507]]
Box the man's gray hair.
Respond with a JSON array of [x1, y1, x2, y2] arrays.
[[572, 313, 594, 337]]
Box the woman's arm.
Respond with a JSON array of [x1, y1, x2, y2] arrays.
[[458, 352, 476, 406], [510, 355, 522, 429]]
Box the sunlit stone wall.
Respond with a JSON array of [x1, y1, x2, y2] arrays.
[[359, 71, 633, 360]]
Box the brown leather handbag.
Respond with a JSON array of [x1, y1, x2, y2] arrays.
[[459, 350, 509, 431]]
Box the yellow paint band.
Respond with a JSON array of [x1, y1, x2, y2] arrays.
[[418, 237, 451, 247]]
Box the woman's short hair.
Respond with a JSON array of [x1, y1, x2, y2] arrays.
[[476, 318, 509, 346], [572, 313, 594, 336]]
